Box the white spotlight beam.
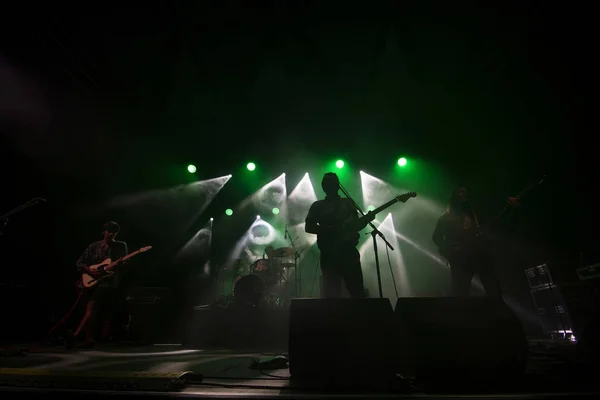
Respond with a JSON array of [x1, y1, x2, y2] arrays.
[[108, 175, 232, 209], [287, 173, 318, 227], [288, 173, 317, 202], [291, 222, 317, 249], [239, 173, 287, 213], [359, 213, 410, 298], [377, 214, 410, 297], [393, 231, 447, 267], [225, 217, 281, 268], [175, 227, 212, 262], [360, 171, 413, 222]]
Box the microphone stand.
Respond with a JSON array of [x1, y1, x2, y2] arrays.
[[0, 198, 46, 236], [284, 226, 303, 297], [339, 184, 394, 298]]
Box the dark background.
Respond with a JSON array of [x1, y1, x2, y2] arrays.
[[0, 1, 594, 339]]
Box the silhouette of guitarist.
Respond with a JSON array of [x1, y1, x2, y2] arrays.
[[433, 186, 519, 296], [305, 173, 375, 298]]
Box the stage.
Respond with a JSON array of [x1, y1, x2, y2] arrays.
[[0, 338, 598, 399]]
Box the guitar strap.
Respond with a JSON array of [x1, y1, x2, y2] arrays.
[[464, 201, 480, 228]]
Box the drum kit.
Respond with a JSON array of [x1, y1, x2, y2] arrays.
[[225, 246, 299, 308]]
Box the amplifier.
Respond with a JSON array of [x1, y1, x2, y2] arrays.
[[125, 287, 172, 305], [123, 287, 173, 343], [577, 262, 600, 281], [525, 264, 553, 289], [530, 284, 572, 339], [557, 281, 600, 338]]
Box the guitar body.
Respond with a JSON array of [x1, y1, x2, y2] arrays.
[[74, 246, 152, 294], [440, 227, 492, 263], [317, 228, 359, 253], [80, 258, 114, 290]]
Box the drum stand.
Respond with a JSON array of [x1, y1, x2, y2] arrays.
[[266, 258, 289, 308]]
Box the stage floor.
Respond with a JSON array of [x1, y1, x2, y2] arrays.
[[0, 339, 598, 398]]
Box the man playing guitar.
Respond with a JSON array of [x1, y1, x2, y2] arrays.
[[305, 173, 376, 298], [69, 221, 128, 348], [433, 186, 519, 297]]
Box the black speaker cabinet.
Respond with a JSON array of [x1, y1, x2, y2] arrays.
[[288, 298, 395, 384], [124, 287, 173, 344], [394, 297, 528, 383]]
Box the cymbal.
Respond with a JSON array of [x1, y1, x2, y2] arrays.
[[271, 247, 294, 257]]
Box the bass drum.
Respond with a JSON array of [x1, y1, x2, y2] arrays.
[[233, 275, 265, 308]]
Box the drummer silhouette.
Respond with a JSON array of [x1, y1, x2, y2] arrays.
[[264, 245, 275, 259]]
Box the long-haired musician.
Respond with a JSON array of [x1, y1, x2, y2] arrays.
[[433, 187, 519, 296]]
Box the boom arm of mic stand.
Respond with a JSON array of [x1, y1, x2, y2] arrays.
[[367, 222, 394, 251], [0, 198, 46, 220], [339, 184, 394, 251]]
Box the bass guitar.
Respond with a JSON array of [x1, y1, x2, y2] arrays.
[[76, 245, 152, 292], [317, 192, 417, 252]]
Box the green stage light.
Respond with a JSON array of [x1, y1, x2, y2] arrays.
[[397, 157, 407, 167], [247, 162, 256, 171], [272, 207, 280, 215], [335, 159, 345, 168], [187, 164, 196, 173], [225, 208, 233, 216]]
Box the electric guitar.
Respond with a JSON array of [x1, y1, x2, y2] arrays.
[[438, 175, 547, 260], [77, 246, 152, 291], [317, 192, 417, 252]]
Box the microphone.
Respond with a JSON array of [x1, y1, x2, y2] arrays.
[[284, 225, 288, 240]]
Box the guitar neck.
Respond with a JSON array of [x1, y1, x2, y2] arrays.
[[487, 203, 511, 228], [121, 250, 142, 262], [372, 197, 400, 215], [106, 249, 142, 270], [486, 176, 545, 227]]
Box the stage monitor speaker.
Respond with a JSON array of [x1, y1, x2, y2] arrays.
[[289, 298, 395, 385], [394, 297, 528, 384]]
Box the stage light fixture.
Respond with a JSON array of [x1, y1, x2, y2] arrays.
[[247, 162, 256, 171], [187, 164, 196, 173], [272, 207, 280, 215], [336, 159, 345, 168], [225, 209, 233, 216], [398, 157, 407, 167]]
